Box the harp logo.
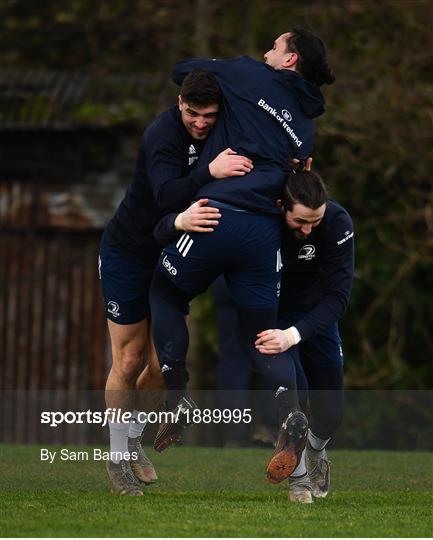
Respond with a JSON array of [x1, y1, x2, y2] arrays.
[[107, 301, 121, 318], [298, 245, 316, 261]]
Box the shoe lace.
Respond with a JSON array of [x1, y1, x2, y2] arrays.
[[120, 460, 138, 485]]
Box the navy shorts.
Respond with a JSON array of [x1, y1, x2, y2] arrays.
[[278, 312, 344, 368], [98, 232, 159, 325], [157, 205, 283, 309]]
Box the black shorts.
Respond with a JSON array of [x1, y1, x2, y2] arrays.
[[156, 205, 283, 309], [98, 232, 159, 325]]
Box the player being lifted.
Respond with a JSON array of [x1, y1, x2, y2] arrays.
[[149, 28, 335, 483]]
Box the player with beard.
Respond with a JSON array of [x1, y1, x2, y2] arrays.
[[256, 170, 354, 502]]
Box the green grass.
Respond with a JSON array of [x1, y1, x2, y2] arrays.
[[1, 445, 432, 537]]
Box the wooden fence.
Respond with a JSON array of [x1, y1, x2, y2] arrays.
[[0, 179, 109, 443]]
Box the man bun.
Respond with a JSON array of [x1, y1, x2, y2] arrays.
[[314, 60, 336, 86], [286, 28, 336, 87]]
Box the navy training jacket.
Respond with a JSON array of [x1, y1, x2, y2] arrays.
[[172, 56, 326, 214], [279, 200, 355, 340], [105, 106, 212, 261]]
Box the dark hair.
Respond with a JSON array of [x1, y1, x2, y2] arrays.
[[180, 69, 221, 106], [286, 28, 336, 86], [282, 170, 328, 211]]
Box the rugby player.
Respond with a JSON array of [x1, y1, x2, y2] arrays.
[[99, 70, 253, 495], [255, 170, 355, 502], [149, 28, 335, 483]]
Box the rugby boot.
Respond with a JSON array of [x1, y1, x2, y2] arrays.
[[306, 442, 331, 497], [128, 436, 158, 484], [106, 459, 143, 495], [288, 473, 313, 503], [266, 410, 308, 484], [153, 395, 197, 453]]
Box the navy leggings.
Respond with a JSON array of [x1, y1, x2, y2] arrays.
[[150, 269, 297, 411]]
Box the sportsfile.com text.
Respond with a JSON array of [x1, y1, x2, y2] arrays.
[[40, 408, 252, 428]]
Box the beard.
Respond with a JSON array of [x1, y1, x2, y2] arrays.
[[293, 230, 308, 240]]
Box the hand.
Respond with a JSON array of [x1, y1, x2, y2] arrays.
[[209, 148, 253, 178], [255, 328, 297, 355], [174, 199, 221, 233], [292, 157, 313, 172]]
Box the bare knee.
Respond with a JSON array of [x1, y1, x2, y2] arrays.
[[112, 347, 146, 384], [108, 319, 149, 384]]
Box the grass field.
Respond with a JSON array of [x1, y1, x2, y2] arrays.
[[1, 444, 432, 537]]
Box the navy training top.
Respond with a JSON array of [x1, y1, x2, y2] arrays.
[[105, 106, 212, 261], [279, 200, 355, 340], [172, 57, 326, 215]]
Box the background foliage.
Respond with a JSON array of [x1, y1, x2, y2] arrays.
[[1, 0, 432, 390]]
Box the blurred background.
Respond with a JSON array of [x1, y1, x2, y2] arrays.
[[0, 0, 432, 448]]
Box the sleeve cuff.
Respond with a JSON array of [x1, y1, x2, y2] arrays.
[[168, 214, 178, 231], [288, 326, 302, 345]]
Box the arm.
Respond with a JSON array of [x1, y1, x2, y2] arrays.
[[256, 212, 355, 353], [148, 135, 253, 212], [172, 58, 230, 86], [145, 134, 213, 212], [153, 212, 178, 246]]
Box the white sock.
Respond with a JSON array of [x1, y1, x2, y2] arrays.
[[128, 409, 148, 439], [291, 448, 307, 478], [108, 421, 130, 463], [308, 429, 330, 452]]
